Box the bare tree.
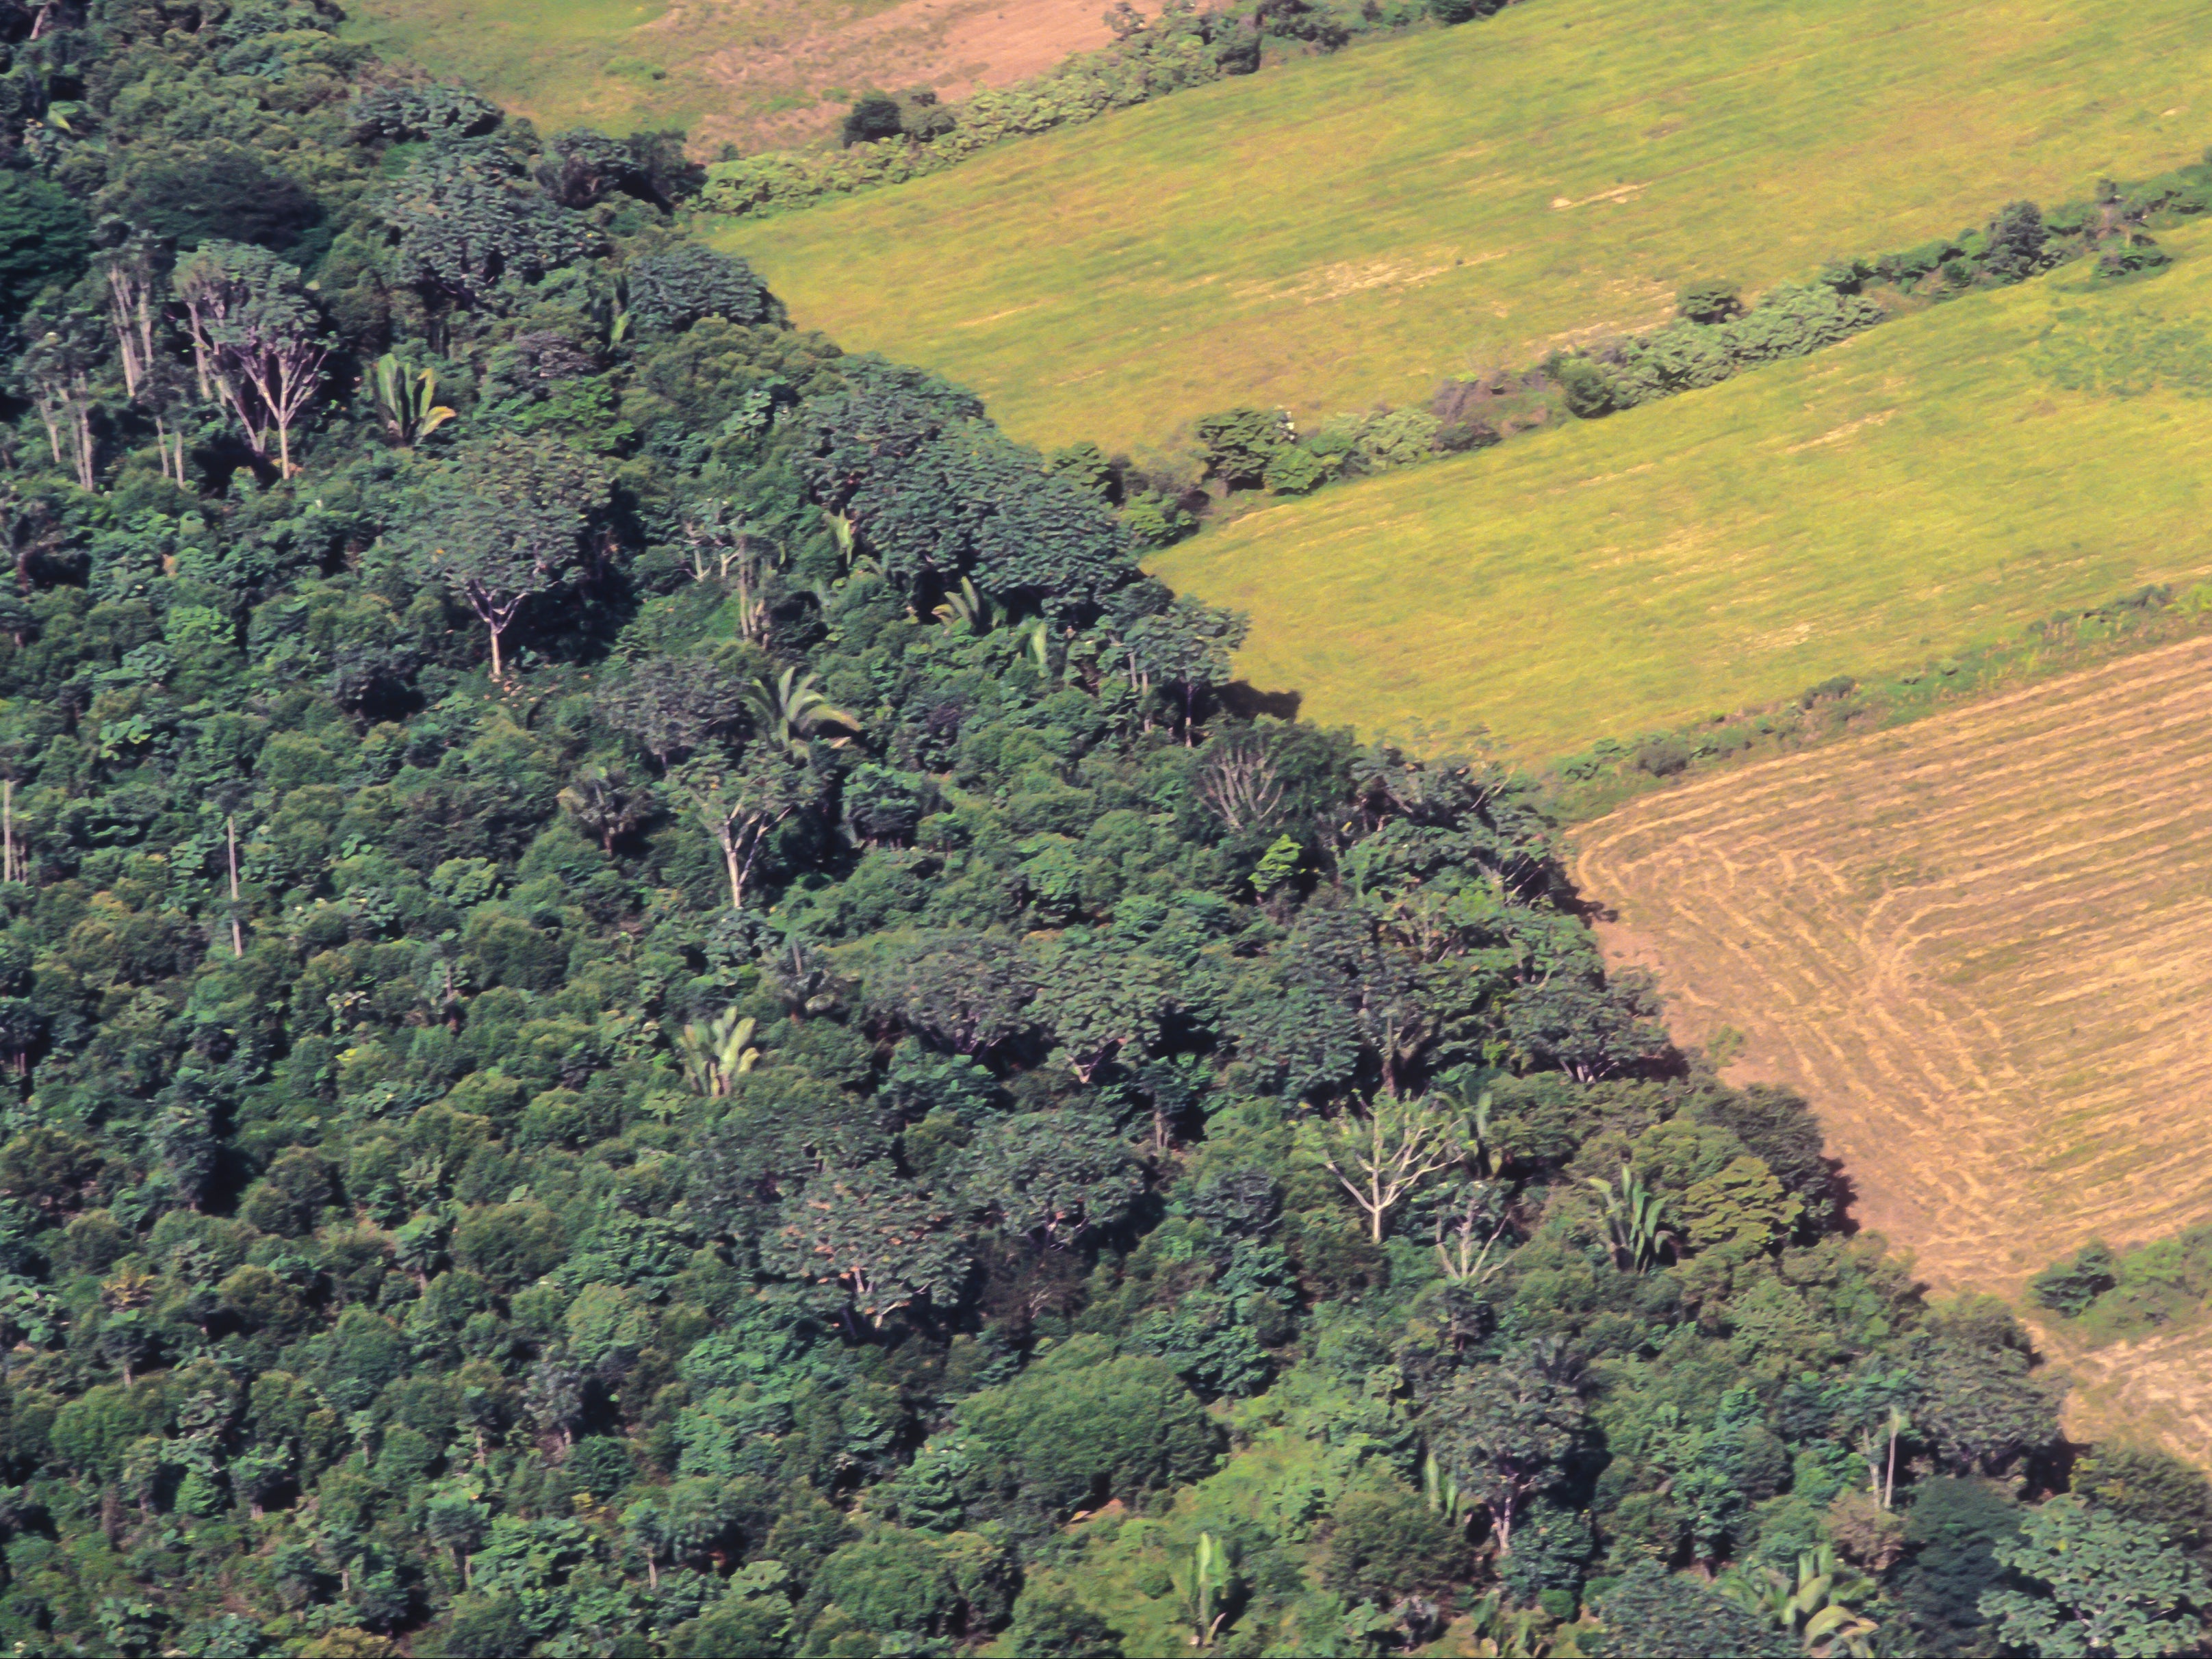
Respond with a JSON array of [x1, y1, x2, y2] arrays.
[[1198, 728, 1284, 831], [173, 240, 331, 476]]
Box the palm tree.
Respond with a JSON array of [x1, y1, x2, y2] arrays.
[[1588, 1166, 1677, 1270], [745, 667, 860, 755], [675, 1007, 760, 1096], [557, 766, 650, 854]]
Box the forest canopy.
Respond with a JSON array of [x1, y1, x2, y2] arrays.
[[0, 0, 2183, 1656]]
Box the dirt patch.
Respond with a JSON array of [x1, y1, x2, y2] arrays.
[[685, 0, 1129, 151], [1571, 634, 2212, 1461]]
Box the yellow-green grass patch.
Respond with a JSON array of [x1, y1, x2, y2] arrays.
[[715, 0, 2212, 452], [1149, 224, 2212, 762]]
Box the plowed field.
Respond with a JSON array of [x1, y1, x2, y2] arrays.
[[1572, 636, 2212, 1455]]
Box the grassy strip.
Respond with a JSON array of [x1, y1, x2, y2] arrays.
[[1154, 219, 2212, 762], [1540, 583, 2212, 824]]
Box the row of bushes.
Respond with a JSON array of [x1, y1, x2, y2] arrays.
[[696, 0, 1473, 220], [1103, 164, 2206, 548]]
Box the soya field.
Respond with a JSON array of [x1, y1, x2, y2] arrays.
[[717, 0, 2212, 452], [1151, 220, 2212, 760], [1572, 634, 2212, 1458]]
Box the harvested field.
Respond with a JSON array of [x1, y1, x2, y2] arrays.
[[341, 0, 1122, 151], [1572, 636, 2212, 1456]]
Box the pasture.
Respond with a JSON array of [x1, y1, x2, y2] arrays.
[[339, 0, 1118, 152], [1148, 224, 2212, 761], [1571, 635, 2212, 1458], [719, 0, 2212, 453]]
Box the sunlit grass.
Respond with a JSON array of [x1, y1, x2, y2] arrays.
[[715, 0, 2212, 452], [1149, 226, 2212, 760]]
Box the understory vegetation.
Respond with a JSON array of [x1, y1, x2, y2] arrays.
[[0, 0, 2198, 1656]]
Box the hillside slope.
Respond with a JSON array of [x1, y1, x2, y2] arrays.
[[1573, 632, 2212, 1461], [717, 0, 2212, 452], [1150, 223, 2212, 759]]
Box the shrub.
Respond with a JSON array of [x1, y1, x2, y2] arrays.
[[1194, 407, 1291, 487], [1323, 1486, 1463, 1602], [840, 93, 905, 148], [1262, 446, 1330, 496], [1552, 357, 1615, 418], [1635, 736, 1692, 777], [1676, 279, 1741, 322], [2029, 1240, 2119, 1317]]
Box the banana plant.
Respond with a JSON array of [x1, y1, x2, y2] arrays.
[[1173, 1531, 1238, 1649], [745, 666, 861, 755], [1717, 1545, 1878, 1657], [675, 1007, 759, 1096], [932, 576, 1006, 634], [1588, 1166, 1677, 1270], [371, 353, 456, 447], [1421, 1449, 1465, 1525]]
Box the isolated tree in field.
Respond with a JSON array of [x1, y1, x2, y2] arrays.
[[1981, 1496, 2209, 1658], [172, 240, 331, 476], [671, 745, 816, 910], [414, 434, 610, 678], [1296, 1096, 1467, 1242]]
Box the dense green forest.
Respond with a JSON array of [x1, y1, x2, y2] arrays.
[[0, 1, 2196, 1655]]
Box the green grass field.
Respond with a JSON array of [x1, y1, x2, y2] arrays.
[[1148, 223, 2212, 760], [715, 0, 2212, 454]]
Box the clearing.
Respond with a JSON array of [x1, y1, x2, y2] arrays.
[[717, 0, 2212, 453], [340, 0, 1120, 153], [1148, 222, 2212, 762], [1571, 635, 2212, 1459]]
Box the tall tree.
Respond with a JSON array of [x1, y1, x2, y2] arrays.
[[172, 240, 331, 476]]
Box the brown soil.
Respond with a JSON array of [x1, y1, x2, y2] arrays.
[[1571, 634, 2212, 1461], [681, 0, 1128, 151]]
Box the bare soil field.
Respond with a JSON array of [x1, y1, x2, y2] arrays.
[[1571, 636, 2212, 1456], [341, 0, 1121, 151]]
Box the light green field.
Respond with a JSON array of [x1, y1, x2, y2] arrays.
[[1149, 224, 2212, 760], [716, 0, 2212, 454]]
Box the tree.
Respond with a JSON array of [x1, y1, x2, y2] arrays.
[[1120, 597, 1248, 738], [556, 765, 650, 854], [1193, 407, 1290, 487], [1505, 968, 1666, 1081], [602, 657, 746, 768], [956, 1112, 1141, 1247], [172, 240, 331, 476], [625, 242, 780, 332], [379, 141, 597, 309], [414, 435, 610, 678], [674, 1007, 759, 1096], [1297, 1096, 1466, 1244], [1174, 1532, 1239, 1649], [1023, 931, 1179, 1081], [1432, 1342, 1589, 1550], [2029, 1239, 2118, 1317], [861, 931, 1036, 1056], [762, 1166, 968, 1330], [0, 171, 88, 324], [1591, 1560, 1795, 1659], [672, 745, 817, 911], [1981, 1497, 2209, 1658]]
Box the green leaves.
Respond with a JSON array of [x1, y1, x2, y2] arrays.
[[1982, 1496, 2211, 1658]]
